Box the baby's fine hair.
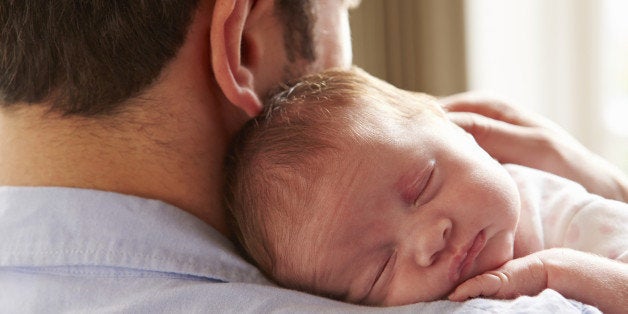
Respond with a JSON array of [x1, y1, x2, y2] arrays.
[[223, 67, 441, 292]]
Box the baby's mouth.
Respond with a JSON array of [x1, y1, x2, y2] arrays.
[[448, 229, 487, 283]]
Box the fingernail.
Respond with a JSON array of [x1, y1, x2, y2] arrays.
[[448, 293, 459, 301]]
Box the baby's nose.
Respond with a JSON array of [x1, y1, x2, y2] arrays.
[[414, 218, 452, 267]]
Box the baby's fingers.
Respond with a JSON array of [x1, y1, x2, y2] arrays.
[[448, 273, 504, 301], [449, 254, 548, 302]]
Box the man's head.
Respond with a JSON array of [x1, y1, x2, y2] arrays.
[[0, 0, 358, 235], [225, 67, 521, 305], [0, 0, 355, 117]]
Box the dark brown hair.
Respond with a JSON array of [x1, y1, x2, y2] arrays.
[[0, 0, 316, 117], [276, 0, 315, 63], [0, 0, 200, 116]]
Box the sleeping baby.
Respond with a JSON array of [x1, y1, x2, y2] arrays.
[[224, 67, 628, 313]]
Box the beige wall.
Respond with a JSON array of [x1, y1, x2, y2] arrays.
[[349, 0, 467, 96]]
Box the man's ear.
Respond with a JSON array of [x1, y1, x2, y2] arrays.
[[211, 0, 262, 117]]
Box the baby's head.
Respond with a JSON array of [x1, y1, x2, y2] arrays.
[[225, 68, 521, 306]]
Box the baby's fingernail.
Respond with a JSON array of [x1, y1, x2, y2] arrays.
[[448, 293, 461, 301]]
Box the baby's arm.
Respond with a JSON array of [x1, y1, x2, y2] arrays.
[[449, 248, 628, 314]]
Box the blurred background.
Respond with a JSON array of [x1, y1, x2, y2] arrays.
[[349, 0, 628, 174]]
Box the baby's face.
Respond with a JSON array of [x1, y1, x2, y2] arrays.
[[283, 105, 520, 305]]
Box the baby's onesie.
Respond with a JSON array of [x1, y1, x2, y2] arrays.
[[505, 164, 628, 262]]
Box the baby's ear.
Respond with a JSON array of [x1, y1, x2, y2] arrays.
[[210, 0, 262, 117]]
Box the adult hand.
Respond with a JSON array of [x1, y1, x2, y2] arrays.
[[440, 92, 628, 202]]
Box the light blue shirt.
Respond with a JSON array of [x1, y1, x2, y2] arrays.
[[0, 187, 599, 313]]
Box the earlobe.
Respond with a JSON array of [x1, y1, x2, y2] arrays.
[[211, 0, 262, 116]]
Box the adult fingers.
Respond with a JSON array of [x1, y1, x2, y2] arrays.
[[447, 111, 550, 166], [439, 93, 537, 127]]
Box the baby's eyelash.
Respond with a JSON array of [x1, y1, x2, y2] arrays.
[[414, 163, 435, 206], [360, 254, 389, 304], [366, 250, 397, 303], [373, 254, 392, 286]]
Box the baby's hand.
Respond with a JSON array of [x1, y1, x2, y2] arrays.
[[450, 248, 628, 313], [448, 253, 547, 301]]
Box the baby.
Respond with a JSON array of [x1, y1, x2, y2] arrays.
[[224, 68, 628, 312]]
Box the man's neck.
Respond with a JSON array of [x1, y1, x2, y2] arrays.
[[0, 99, 245, 236]]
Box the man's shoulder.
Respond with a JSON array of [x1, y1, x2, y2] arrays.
[[0, 186, 268, 282], [0, 273, 600, 313], [0, 250, 602, 313]]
